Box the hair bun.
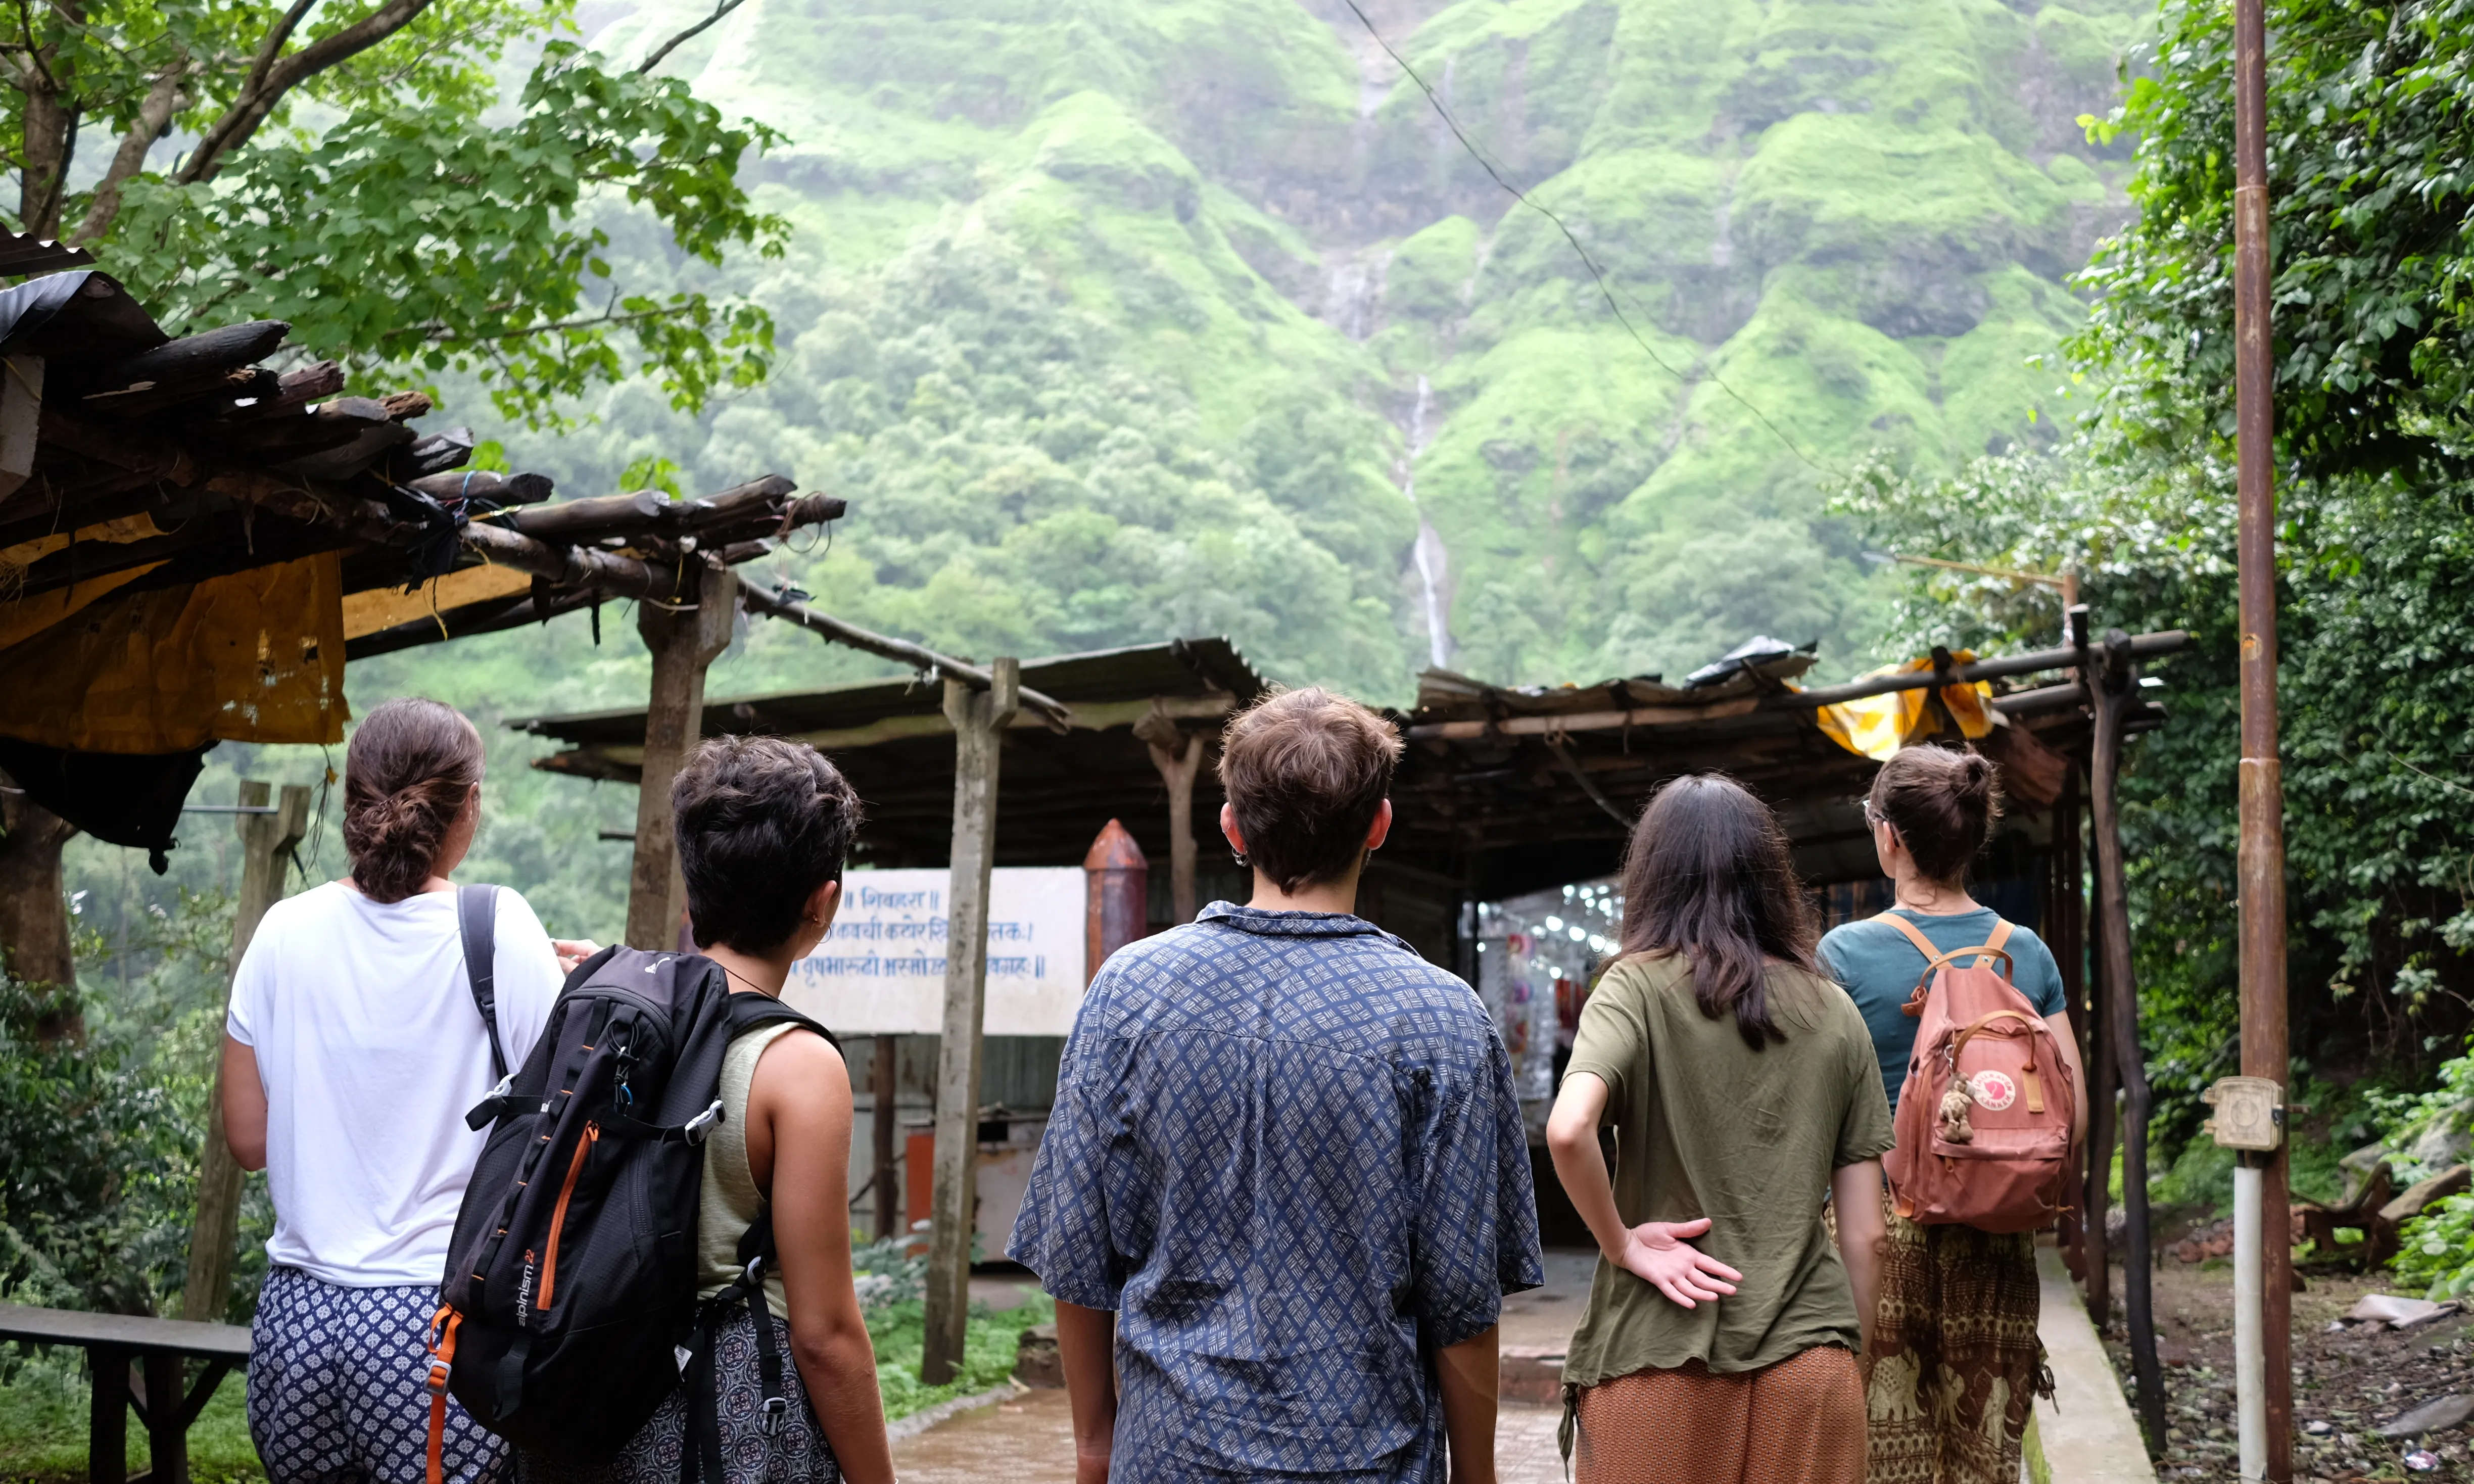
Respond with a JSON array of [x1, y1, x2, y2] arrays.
[[1957, 751, 1996, 798]]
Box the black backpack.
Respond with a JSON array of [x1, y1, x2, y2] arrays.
[[422, 941, 835, 1482]]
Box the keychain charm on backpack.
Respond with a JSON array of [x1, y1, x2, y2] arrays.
[[1936, 1085, 1977, 1144]]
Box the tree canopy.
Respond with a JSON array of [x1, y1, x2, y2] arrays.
[[2074, 0, 2474, 480], [1842, 0, 2474, 1111], [3, 1, 784, 424]]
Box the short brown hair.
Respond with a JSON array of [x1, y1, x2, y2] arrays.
[[674, 736, 864, 952], [1217, 687, 1403, 894], [1868, 744, 2003, 885], [343, 698, 483, 903]]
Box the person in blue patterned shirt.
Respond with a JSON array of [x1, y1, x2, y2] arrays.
[[1009, 686, 1547, 1483]]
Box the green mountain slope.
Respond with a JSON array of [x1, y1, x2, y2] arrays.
[[511, 0, 2147, 699]]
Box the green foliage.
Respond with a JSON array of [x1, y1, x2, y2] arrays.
[[112, 40, 787, 426], [0, 1344, 263, 1483], [2397, 1190, 2474, 1300], [2074, 0, 2474, 481], [866, 1291, 1055, 1421], [1840, 443, 2474, 1116], [0, 975, 194, 1317]]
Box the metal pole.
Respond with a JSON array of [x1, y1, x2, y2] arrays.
[[183, 780, 310, 1322], [922, 658, 1018, 1384], [2231, 0, 2292, 1469]]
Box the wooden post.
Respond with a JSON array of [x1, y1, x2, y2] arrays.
[[88, 1344, 129, 1484], [2090, 629, 2165, 1452], [873, 1035, 899, 1243], [626, 561, 737, 949], [1135, 704, 1202, 924], [182, 780, 310, 1324], [921, 658, 1018, 1385], [2052, 765, 2089, 1279], [142, 1351, 186, 1484]]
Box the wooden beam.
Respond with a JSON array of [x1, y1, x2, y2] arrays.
[[739, 579, 1071, 728], [625, 562, 737, 949], [182, 780, 310, 1323], [921, 659, 1018, 1385]]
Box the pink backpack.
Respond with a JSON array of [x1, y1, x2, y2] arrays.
[[1877, 915, 2077, 1234]]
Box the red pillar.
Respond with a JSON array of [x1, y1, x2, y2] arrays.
[[1085, 819, 1149, 983]]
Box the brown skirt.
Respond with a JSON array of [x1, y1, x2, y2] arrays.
[[1865, 1191, 2053, 1484], [1571, 1346, 1867, 1484]]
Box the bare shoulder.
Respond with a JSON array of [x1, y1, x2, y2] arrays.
[[749, 1025, 851, 1111]]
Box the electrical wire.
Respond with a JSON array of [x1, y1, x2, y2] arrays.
[[1338, 0, 1838, 477]]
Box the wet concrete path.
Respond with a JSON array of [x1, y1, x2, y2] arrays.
[[891, 1389, 1573, 1482]]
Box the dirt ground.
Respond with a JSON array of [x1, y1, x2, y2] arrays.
[[890, 1389, 1573, 1482], [2106, 1258, 2474, 1481]]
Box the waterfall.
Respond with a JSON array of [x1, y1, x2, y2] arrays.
[[1399, 375, 1452, 669]]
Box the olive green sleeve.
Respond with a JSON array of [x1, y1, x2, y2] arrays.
[[1834, 999, 1897, 1166], [1565, 961, 1651, 1120]]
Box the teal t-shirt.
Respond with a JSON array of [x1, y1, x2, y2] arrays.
[[1817, 906, 2068, 1114]]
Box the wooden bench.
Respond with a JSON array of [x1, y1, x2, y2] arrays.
[[0, 1302, 251, 1484]]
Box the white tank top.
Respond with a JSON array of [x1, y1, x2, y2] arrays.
[[697, 1020, 799, 1314]]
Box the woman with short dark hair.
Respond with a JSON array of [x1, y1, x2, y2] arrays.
[[224, 698, 569, 1484], [525, 733, 894, 1484], [1546, 774, 1891, 1484], [1819, 745, 2085, 1484]]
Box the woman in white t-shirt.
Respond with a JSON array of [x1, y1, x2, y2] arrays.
[[222, 698, 576, 1484]]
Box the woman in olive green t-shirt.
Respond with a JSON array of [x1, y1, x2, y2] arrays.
[[1546, 775, 1894, 1484]]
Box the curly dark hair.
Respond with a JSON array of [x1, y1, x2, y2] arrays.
[[673, 736, 865, 952]]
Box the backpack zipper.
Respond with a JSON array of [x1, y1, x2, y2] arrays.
[[535, 1121, 599, 1316]]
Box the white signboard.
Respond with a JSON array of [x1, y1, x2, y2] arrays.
[[783, 868, 1088, 1036]]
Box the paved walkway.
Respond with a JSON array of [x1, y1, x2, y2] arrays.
[[2028, 1244, 2157, 1484]]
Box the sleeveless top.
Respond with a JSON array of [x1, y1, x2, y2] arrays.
[[698, 1020, 799, 1314]]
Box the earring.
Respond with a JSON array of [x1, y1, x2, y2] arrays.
[[1231, 851, 1250, 868]]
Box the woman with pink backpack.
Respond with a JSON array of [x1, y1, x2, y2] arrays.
[[1819, 745, 2087, 1484]]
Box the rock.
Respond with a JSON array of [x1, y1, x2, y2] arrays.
[[2381, 1164, 2473, 1224], [1013, 1322, 1063, 1389], [2305, 1419, 2334, 1435], [2341, 1141, 2394, 1205], [2408, 1120, 2472, 1174], [2375, 1393, 2474, 1440]]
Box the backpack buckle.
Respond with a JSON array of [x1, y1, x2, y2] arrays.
[[682, 1099, 725, 1145], [760, 1395, 787, 1435]]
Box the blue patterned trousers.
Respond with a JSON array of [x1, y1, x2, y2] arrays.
[[248, 1266, 508, 1484]]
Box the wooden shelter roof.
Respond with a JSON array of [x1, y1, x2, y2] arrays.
[[520, 637, 1267, 871], [0, 268, 839, 866]]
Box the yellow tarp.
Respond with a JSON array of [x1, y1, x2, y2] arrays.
[[1812, 653, 1996, 761], [0, 513, 169, 652], [0, 549, 349, 752], [342, 561, 534, 641]]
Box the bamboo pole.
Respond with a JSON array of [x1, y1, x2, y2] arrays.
[[2090, 629, 2165, 1453], [922, 659, 1019, 1384], [2230, 0, 2293, 1468], [181, 780, 310, 1322], [625, 562, 738, 949]]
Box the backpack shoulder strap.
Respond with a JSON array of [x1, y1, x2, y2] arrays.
[[1872, 910, 1942, 961], [725, 991, 841, 1054], [457, 883, 510, 1080]]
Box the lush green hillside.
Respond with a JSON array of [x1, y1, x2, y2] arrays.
[[56, 0, 2157, 946], [520, 0, 2148, 694]]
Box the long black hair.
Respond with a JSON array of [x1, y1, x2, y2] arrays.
[[1613, 773, 1822, 1050]]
